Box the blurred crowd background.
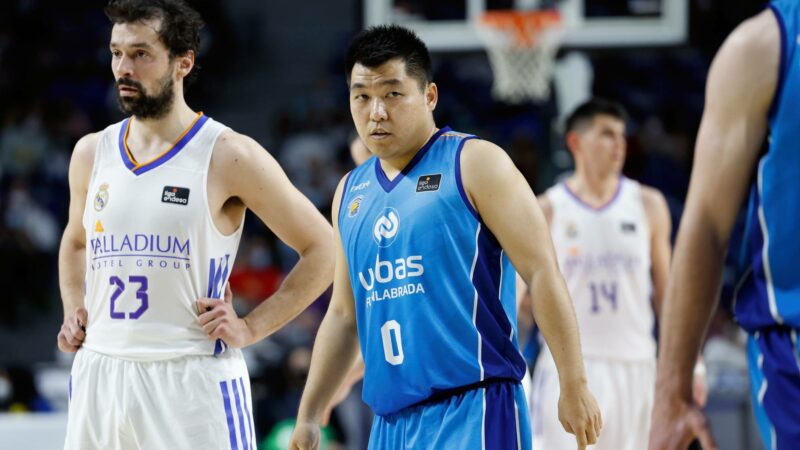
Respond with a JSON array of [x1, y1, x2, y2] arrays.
[[0, 0, 769, 449]]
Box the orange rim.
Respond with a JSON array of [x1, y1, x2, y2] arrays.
[[479, 10, 561, 46]]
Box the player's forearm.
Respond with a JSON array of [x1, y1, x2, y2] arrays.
[[652, 293, 664, 322], [529, 264, 586, 386], [296, 309, 360, 424], [58, 233, 86, 316], [243, 242, 334, 342], [652, 277, 666, 323], [651, 246, 668, 320], [656, 215, 724, 398]]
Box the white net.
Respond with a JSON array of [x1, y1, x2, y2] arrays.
[[476, 12, 564, 104]]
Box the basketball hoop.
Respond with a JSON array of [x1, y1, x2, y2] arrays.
[[476, 10, 564, 104]]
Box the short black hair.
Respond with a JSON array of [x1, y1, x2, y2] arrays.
[[565, 98, 628, 136], [345, 25, 433, 90], [105, 0, 204, 87]]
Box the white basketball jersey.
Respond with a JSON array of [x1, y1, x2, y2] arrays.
[[81, 114, 243, 361], [545, 177, 654, 361]]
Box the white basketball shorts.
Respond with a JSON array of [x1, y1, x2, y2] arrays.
[[64, 348, 255, 450], [530, 348, 655, 450]]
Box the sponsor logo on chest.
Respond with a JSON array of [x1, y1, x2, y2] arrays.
[[416, 174, 441, 192], [162, 186, 190, 205], [373, 208, 400, 247], [357, 208, 427, 306], [350, 181, 370, 192]]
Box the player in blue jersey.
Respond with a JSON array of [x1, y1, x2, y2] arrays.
[[290, 25, 601, 450], [649, 3, 800, 450]]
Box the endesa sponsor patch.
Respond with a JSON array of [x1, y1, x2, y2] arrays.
[[162, 186, 190, 205]]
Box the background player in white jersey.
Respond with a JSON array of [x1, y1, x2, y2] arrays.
[[56, 1, 334, 448], [290, 25, 601, 450], [530, 99, 673, 450]]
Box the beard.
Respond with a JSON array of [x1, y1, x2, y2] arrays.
[[115, 73, 175, 119]]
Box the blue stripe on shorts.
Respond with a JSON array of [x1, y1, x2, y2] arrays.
[[747, 328, 800, 450], [220, 380, 238, 450]]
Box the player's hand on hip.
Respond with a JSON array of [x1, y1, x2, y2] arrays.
[[648, 393, 718, 450], [57, 307, 87, 353], [557, 382, 602, 449], [289, 421, 321, 450], [196, 283, 254, 348]]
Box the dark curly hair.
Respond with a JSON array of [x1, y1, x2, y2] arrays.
[[105, 0, 204, 87]]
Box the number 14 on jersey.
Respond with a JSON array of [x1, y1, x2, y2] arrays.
[[589, 281, 617, 314]]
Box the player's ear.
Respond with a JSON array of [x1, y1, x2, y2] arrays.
[[565, 130, 581, 157], [425, 82, 438, 112], [175, 50, 195, 80]]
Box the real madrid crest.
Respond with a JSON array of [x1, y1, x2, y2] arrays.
[[348, 195, 364, 217], [94, 183, 109, 211]]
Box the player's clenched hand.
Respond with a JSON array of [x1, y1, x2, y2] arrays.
[[558, 381, 602, 450], [289, 421, 321, 450], [196, 283, 255, 348], [58, 307, 88, 353], [648, 394, 718, 450]]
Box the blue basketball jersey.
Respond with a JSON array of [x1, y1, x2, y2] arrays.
[[338, 127, 526, 416], [736, 6, 800, 449], [735, 1, 800, 331]]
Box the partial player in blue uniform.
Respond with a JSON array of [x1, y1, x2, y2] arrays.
[[650, 3, 800, 450], [291, 25, 601, 450]]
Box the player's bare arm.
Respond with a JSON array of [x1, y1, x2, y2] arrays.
[[57, 132, 100, 353], [538, 193, 553, 225], [641, 185, 711, 406], [516, 195, 552, 320], [461, 138, 602, 449], [641, 186, 671, 318], [290, 176, 361, 450], [196, 130, 335, 348], [649, 9, 778, 450]]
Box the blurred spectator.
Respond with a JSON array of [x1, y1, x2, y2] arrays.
[[0, 367, 52, 413], [230, 237, 283, 308], [0, 108, 50, 178], [279, 131, 342, 210], [4, 180, 59, 253]]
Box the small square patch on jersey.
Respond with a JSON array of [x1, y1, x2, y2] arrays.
[[416, 174, 442, 192], [621, 222, 636, 233], [162, 186, 190, 205]]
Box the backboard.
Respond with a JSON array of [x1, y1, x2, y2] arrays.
[[364, 0, 688, 51]]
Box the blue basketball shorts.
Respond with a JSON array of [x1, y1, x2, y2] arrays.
[[747, 326, 800, 450], [369, 380, 531, 450]]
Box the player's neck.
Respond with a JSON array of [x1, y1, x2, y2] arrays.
[[566, 172, 621, 207], [379, 125, 438, 180], [127, 99, 198, 160]]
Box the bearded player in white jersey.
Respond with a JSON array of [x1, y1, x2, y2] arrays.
[[529, 99, 678, 450], [56, 1, 334, 448]]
